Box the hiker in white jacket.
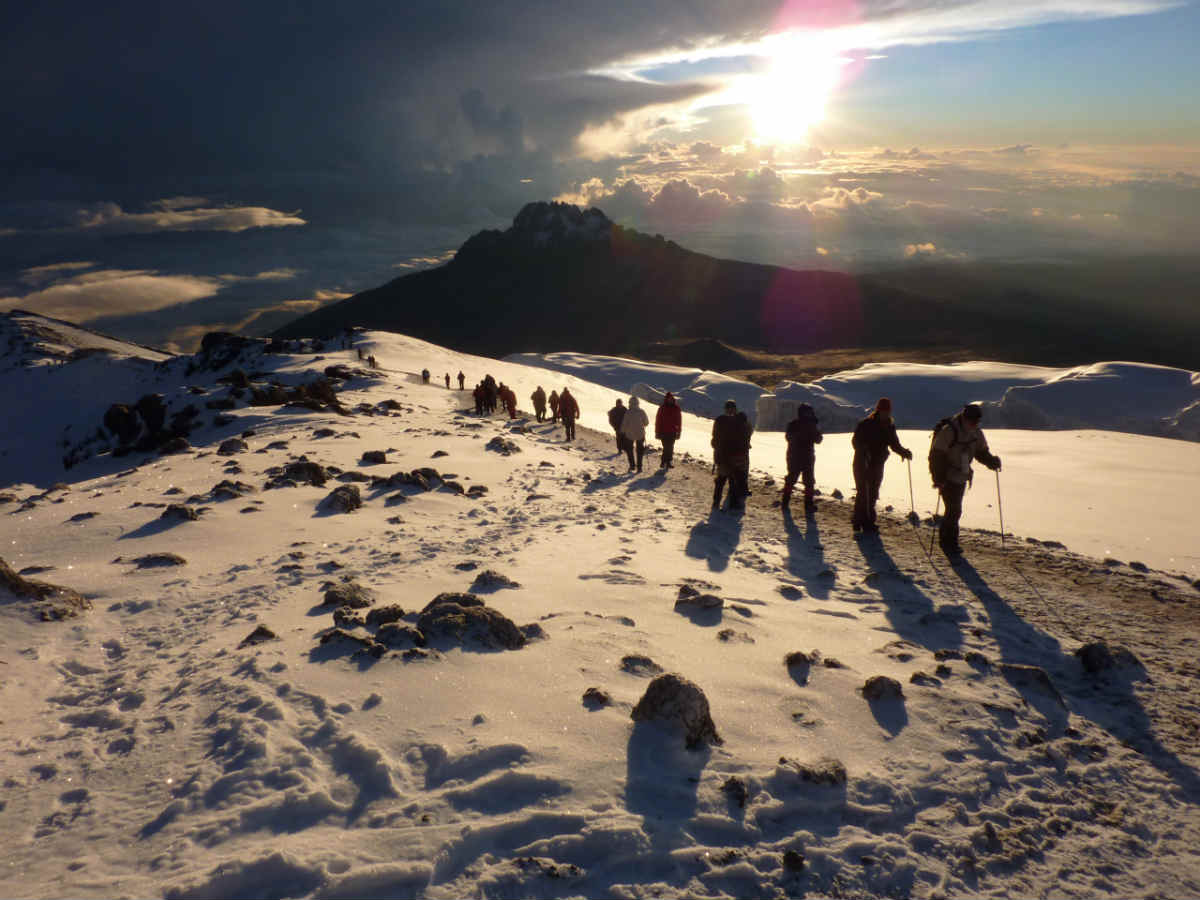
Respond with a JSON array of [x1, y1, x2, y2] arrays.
[[620, 396, 650, 472]]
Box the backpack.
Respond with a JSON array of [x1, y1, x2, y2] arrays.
[[929, 416, 970, 482]]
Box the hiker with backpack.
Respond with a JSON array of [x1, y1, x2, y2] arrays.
[[607, 399, 626, 452], [782, 402, 822, 515], [549, 390, 560, 423], [619, 396, 649, 472], [531, 386, 548, 422], [929, 403, 1002, 558], [851, 398, 912, 534], [654, 393, 682, 469], [559, 388, 579, 441], [711, 399, 753, 511]]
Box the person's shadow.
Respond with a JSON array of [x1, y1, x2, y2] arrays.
[[852, 533, 965, 653], [624, 722, 708, 846], [952, 558, 1200, 798], [685, 509, 743, 572], [782, 506, 831, 601]]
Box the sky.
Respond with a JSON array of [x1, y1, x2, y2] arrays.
[[2, 0, 1198, 350]]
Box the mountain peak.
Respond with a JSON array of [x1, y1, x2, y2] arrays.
[[509, 201, 613, 246]]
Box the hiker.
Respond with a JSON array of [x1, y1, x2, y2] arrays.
[[483, 375, 498, 414], [620, 396, 649, 472], [559, 388, 579, 441], [473, 382, 484, 415], [531, 386, 547, 422], [711, 399, 753, 510], [444, 373, 450, 389], [357, 347, 363, 360], [851, 398, 913, 534], [498, 383, 517, 418], [929, 403, 1002, 558], [549, 390, 560, 423], [783, 402, 822, 514], [457, 371, 465, 390], [607, 398, 626, 452], [655, 392, 681, 469], [421, 368, 430, 384], [367, 354, 377, 369]]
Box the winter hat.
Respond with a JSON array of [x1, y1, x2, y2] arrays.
[[963, 404, 983, 421], [664, 392, 675, 403], [629, 397, 639, 408], [724, 399, 737, 410], [875, 397, 892, 414]]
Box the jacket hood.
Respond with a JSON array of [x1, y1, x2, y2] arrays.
[[664, 392, 676, 403], [628, 397, 639, 409]]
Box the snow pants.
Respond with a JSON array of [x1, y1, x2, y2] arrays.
[[659, 436, 676, 468], [938, 481, 967, 552], [852, 457, 885, 528]]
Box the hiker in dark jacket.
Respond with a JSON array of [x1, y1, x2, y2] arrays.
[[607, 399, 626, 452], [473, 383, 484, 414], [929, 403, 1001, 558], [711, 399, 753, 510], [559, 389, 579, 440], [549, 390, 560, 423], [483, 375, 498, 414], [654, 393, 682, 469], [783, 402, 822, 514], [851, 397, 912, 533], [457, 371, 465, 390], [531, 386, 547, 422]]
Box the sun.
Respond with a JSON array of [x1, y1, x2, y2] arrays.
[[751, 49, 842, 144]]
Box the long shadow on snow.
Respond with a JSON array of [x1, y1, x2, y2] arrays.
[[625, 471, 667, 493], [625, 721, 707, 846], [852, 532, 965, 653], [782, 507, 831, 601], [952, 558, 1200, 798], [685, 509, 743, 573], [117, 515, 197, 541]]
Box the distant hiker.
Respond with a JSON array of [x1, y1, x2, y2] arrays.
[[531, 386, 547, 422], [498, 383, 517, 418], [421, 368, 430, 384], [620, 397, 649, 472], [655, 393, 682, 469], [457, 371, 465, 391], [483, 375, 498, 414], [367, 354, 377, 369], [357, 347, 364, 360], [444, 373, 451, 389], [473, 382, 485, 415], [559, 388, 579, 441], [851, 398, 913, 534], [549, 390, 561, 423], [929, 403, 1002, 558], [607, 398, 627, 452], [783, 402, 823, 514], [711, 399, 753, 510]]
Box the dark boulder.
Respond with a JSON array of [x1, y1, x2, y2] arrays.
[[364, 604, 406, 627], [218, 438, 248, 456], [416, 592, 526, 650], [631, 673, 722, 749], [319, 485, 362, 514], [322, 580, 374, 609], [0, 556, 91, 621], [361, 450, 387, 465], [103, 404, 141, 444], [135, 394, 167, 434]]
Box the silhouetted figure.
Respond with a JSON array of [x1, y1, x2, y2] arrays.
[[851, 397, 912, 534], [930, 403, 1002, 558], [457, 371, 465, 390], [711, 399, 752, 510], [607, 398, 626, 452], [483, 375, 498, 414], [655, 392, 681, 469], [421, 368, 430, 384], [367, 354, 377, 369], [444, 373, 450, 389], [531, 386, 547, 422], [620, 397, 649, 472], [473, 382, 485, 414], [499, 383, 517, 418], [549, 390, 560, 423], [783, 402, 822, 514], [559, 388, 579, 441]]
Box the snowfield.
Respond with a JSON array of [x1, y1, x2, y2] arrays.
[[2, 317, 1200, 899]]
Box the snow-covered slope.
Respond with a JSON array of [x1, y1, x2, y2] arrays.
[[3, 325, 1200, 899]]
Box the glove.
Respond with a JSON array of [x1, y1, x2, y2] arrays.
[[990, 456, 1002, 472], [900, 448, 913, 461]]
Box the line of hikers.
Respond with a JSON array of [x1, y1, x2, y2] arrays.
[[607, 393, 682, 472]]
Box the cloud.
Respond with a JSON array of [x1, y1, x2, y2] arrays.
[[163, 293, 352, 352], [995, 143, 1036, 156], [905, 242, 937, 257], [0, 269, 222, 322], [72, 201, 307, 234], [216, 269, 302, 283], [19, 261, 96, 286], [809, 186, 885, 211]]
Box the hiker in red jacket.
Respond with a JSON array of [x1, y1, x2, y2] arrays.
[[654, 392, 682, 469]]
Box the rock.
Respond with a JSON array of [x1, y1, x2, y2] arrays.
[[675, 591, 723, 611], [432, 450, 449, 458], [965, 651, 990, 669], [777, 756, 847, 786], [520, 623, 548, 641], [319, 485, 362, 514], [364, 604, 406, 627], [376, 623, 426, 648], [158, 437, 192, 455], [909, 671, 940, 686], [935, 664, 952, 677], [337, 471, 372, 483], [324, 364, 355, 380], [778, 585, 803, 600], [1129, 561, 1149, 572], [466, 485, 488, 498], [455, 561, 479, 571], [470, 569, 521, 591], [332, 606, 366, 628], [210, 480, 255, 501], [485, 436, 521, 455], [265, 460, 328, 489], [417, 593, 526, 650], [863, 676, 904, 701], [831, 488, 844, 500], [160, 504, 199, 522], [722, 776, 748, 808], [135, 393, 167, 434], [620, 655, 663, 677], [1076, 641, 1141, 674], [0, 557, 91, 621], [322, 580, 374, 609], [717, 629, 754, 643], [783, 849, 806, 873], [132, 553, 187, 569], [361, 450, 387, 465], [822, 657, 846, 669], [934, 648, 964, 660], [582, 687, 611, 708], [238, 625, 278, 647], [630, 673, 722, 749], [318, 628, 385, 658], [217, 438, 248, 456], [999, 663, 1067, 708], [103, 404, 141, 444]]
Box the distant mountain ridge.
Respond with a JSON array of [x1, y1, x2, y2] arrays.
[[276, 202, 1192, 368]]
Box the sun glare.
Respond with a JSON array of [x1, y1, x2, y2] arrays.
[[751, 44, 843, 144]]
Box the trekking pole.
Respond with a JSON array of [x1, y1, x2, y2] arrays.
[[906, 459, 916, 522], [995, 469, 1006, 551]]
